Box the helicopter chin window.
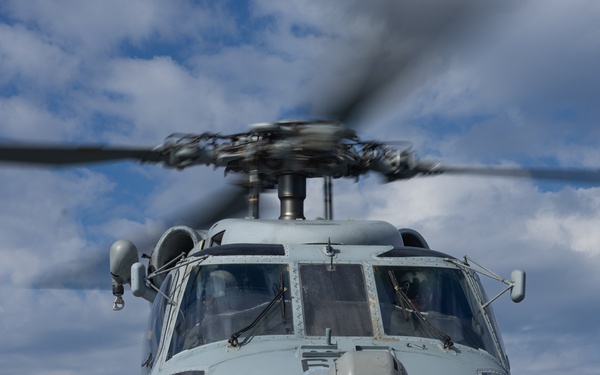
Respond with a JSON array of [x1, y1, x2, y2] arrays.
[[167, 263, 293, 358]]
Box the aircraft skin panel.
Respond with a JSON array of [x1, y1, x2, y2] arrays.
[[202, 219, 404, 248], [155, 336, 505, 375]]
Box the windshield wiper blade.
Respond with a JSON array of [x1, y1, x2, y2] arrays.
[[279, 273, 286, 320], [228, 280, 287, 347], [387, 270, 453, 349]]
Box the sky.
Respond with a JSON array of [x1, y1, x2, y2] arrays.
[[0, 0, 599, 374]]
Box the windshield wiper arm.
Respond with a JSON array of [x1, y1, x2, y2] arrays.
[[387, 270, 453, 349], [279, 273, 286, 320], [228, 280, 287, 347]]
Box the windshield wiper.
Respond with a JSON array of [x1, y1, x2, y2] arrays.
[[278, 273, 286, 320], [228, 277, 287, 347], [387, 270, 453, 349]]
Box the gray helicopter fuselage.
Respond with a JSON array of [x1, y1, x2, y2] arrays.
[[204, 218, 405, 247], [138, 218, 511, 375]]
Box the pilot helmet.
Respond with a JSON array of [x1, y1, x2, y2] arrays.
[[205, 270, 237, 298], [400, 270, 434, 307]]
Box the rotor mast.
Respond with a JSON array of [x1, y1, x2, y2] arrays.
[[278, 173, 306, 220]]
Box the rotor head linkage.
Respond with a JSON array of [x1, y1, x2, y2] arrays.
[[278, 173, 306, 220], [248, 170, 260, 219]]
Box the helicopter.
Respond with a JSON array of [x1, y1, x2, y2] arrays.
[[2, 118, 600, 375], [2, 1, 600, 374]]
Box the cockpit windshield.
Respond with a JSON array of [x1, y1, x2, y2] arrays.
[[168, 263, 293, 359], [165, 259, 502, 362], [374, 266, 499, 357], [300, 264, 373, 337]]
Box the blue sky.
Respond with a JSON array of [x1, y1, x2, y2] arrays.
[[1, 1, 600, 374]]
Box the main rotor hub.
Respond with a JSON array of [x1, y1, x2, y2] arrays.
[[157, 120, 421, 185]]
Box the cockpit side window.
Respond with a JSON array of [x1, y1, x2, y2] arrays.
[[141, 273, 173, 374], [299, 264, 373, 337], [167, 263, 293, 359]]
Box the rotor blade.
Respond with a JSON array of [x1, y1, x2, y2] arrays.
[[0, 144, 163, 166], [314, 0, 483, 126], [427, 164, 600, 184], [171, 184, 250, 229], [21, 250, 113, 290], [22, 185, 249, 290]]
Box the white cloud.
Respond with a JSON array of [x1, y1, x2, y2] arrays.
[[504, 333, 600, 375], [4, 0, 201, 54], [0, 288, 148, 375], [0, 23, 79, 91], [0, 96, 78, 141], [0, 168, 115, 285], [525, 189, 600, 254]]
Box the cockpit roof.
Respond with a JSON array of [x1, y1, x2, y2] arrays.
[[191, 243, 454, 260], [203, 219, 405, 247]]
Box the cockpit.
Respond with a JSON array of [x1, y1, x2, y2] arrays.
[[141, 244, 506, 374], [168, 263, 293, 357], [374, 266, 488, 349]]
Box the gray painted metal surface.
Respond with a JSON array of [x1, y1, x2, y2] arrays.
[[136, 219, 511, 375]]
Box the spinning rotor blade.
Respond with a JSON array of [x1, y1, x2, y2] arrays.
[[315, 0, 481, 125], [23, 185, 249, 290], [171, 184, 250, 229], [0, 144, 162, 166], [24, 250, 113, 290], [424, 164, 600, 184]]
